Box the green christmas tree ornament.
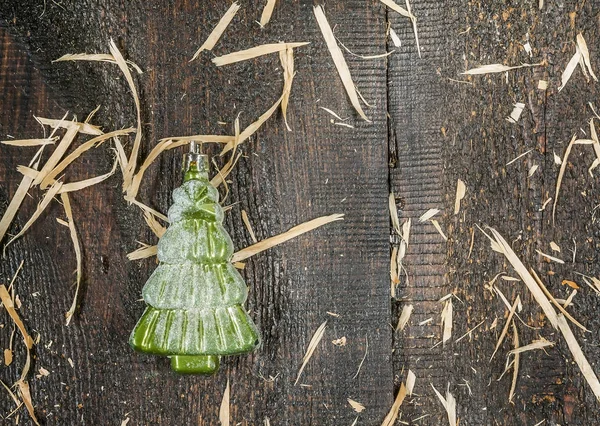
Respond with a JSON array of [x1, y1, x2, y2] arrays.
[[130, 142, 260, 374]]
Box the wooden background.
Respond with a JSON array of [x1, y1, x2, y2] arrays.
[[0, 0, 599, 424]]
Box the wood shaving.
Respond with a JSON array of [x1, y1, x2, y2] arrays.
[[462, 63, 542, 75], [1, 137, 58, 146], [279, 46, 295, 131], [536, 249, 564, 264], [419, 208, 439, 222], [431, 384, 457, 426], [259, 0, 277, 27], [381, 383, 407, 426], [508, 338, 554, 356], [576, 33, 597, 82], [60, 193, 82, 326], [241, 210, 257, 243], [348, 398, 365, 413], [454, 179, 466, 214], [295, 321, 327, 385], [406, 370, 416, 396], [219, 379, 230, 426], [558, 46, 582, 91], [509, 322, 519, 403], [231, 214, 344, 262], [190, 2, 240, 61], [484, 227, 559, 328], [396, 304, 413, 331], [506, 102, 525, 124], [4, 181, 63, 250], [441, 299, 453, 345], [557, 314, 600, 401], [313, 5, 370, 122], [212, 42, 309, 67], [552, 134, 577, 224], [431, 219, 448, 241]]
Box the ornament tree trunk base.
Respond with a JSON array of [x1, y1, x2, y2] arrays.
[[170, 354, 220, 374]]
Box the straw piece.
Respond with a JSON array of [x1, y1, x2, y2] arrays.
[[127, 198, 169, 222], [508, 339, 554, 356], [485, 227, 559, 329], [241, 210, 258, 243], [143, 211, 166, 239], [4, 181, 63, 250], [396, 304, 413, 331], [279, 46, 295, 131], [431, 384, 457, 426], [219, 379, 230, 426], [404, 0, 420, 58], [1, 137, 58, 147], [35, 116, 103, 136], [295, 321, 327, 385], [454, 179, 466, 214], [60, 193, 82, 326], [509, 322, 519, 403], [462, 63, 542, 75], [576, 33, 597, 82], [212, 42, 309, 67], [389, 192, 401, 234], [553, 134, 577, 224], [53, 53, 143, 74], [16, 380, 40, 426], [557, 314, 600, 401], [34, 124, 79, 187], [389, 28, 401, 47], [336, 38, 395, 60], [313, 6, 370, 122], [232, 214, 343, 262], [506, 102, 525, 124], [352, 336, 368, 379], [406, 370, 416, 396], [0, 175, 35, 245], [441, 299, 453, 345], [348, 399, 365, 413], [379, 0, 414, 19], [127, 243, 158, 260], [59, 159, 118, 193], [0, 285, 33, 349], [419, 208, 439, 222], [431, 219, 448, 241], [381, 383, 407, 426], [259, 0, 277, 27], [191, 2, 240, 61], [536, 249, 564, 264], [558, 47, 582, 91]]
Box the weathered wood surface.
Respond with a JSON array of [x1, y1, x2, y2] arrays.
[[1, 0, 600, 425]]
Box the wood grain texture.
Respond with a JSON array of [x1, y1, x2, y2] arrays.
[[0, 1, 392, 424]]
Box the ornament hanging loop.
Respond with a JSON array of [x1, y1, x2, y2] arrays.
[[183, 141, 209, 181]]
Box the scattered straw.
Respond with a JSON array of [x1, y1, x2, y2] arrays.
[[557, 314, 600, 401], [419, 208, 439, 222], [219, 379, 230, 426], [352, 336, 368, 379], [462, 63, 542, 75], [406, 370, 416, 396], [1, 137, 58, 147], [396, 304, 413, 331], [279, 46, 295, 131], [348, 398, 365, 413], [259, 0, 277, 27], [241, 210, 257, 243], [431, 384, 456, 426], [295, 320, 327, 385], [60, 193, 82, 326], [381, 383, 407, 426], [4, 181, 63, 250], [441, 299, 453, 345], [454, 179, 466, 214], [191, 2, 240, 61], [212, 42, 309, 67], [231, 214, 344, 262], [509, 322, 519, 403], [553, 134, 577, 224], [484, 227, 559, 329], [313, 5, 370, 122]]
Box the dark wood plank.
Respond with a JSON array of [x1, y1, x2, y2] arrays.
[[389, 0, 600, 424], [0, 1, 392, 424]]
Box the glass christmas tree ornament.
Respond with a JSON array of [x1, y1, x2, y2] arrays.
[[130, 142, 260, 374]]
